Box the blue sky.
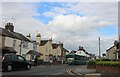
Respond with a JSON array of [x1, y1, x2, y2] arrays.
[[98, 26, 117, 36], [2, 2, 118, 55]]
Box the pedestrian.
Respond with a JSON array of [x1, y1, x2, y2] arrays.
[[34, 56, 38, 66]]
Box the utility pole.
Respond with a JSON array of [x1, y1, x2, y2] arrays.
[[118, 34, 120, 60], [98, 37, 101, 58]]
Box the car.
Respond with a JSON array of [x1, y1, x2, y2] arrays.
[[2, 53, 31, 72]]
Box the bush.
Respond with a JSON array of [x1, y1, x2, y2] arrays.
[[96, 59, 111, 62], [96, 61, 120, 67], [87, 60, 96, 65]]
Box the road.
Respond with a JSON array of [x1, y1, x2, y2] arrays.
[[2, 64, 83, 75]]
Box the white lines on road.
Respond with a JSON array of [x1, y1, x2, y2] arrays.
[[67, 69, 75, 75]]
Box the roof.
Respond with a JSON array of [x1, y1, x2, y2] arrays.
[[0, 27, 31, 42], [63, 48, 69, 52], [52, 43, 59, 49], [11, 32, 30, 42], [40, 40, 48, 46], [0, 27, 16, 38], [26, 50, 43, 57], [0, 46, 17, 54], [106, 45, 116, 52]]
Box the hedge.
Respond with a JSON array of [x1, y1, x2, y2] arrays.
[[87, 60, 96, 65], [96, 61, 120, 67], [96, 59, 111, 62]]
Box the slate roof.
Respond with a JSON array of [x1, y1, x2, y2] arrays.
[[0, 27, 31, 42], [0, 27, 15, 38], [40, 40, 48, 46], [11, 32, 30, 42]]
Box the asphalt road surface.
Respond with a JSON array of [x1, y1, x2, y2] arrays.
[[2, 64, 82, 75]]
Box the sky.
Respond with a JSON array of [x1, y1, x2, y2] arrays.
[[1, 1, 119, 56]]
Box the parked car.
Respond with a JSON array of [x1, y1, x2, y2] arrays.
[[2, 53, 31, 72]]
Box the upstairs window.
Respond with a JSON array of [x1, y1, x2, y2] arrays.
[[13, 39, 16, 47], [23, 41, 28, 48]]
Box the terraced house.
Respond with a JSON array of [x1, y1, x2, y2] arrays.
[[52, 43, 63, 64], [0, 22, 41, 59], [1, 22, 69, 64], [39, 38, 53, 62]]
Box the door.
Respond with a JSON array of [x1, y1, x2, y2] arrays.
[[17, 55, 26, 69]]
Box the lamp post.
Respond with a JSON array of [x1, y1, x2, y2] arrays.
[[98, 37, 101, 58]]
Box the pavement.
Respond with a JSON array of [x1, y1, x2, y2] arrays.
[[72, 65, 120, 77]]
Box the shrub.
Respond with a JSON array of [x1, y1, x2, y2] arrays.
[[96, 59, 111, 62], [87, 60, 96, 65], [96, 61, 120, 67]]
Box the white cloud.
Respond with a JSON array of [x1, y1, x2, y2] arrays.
[[2, 2, 118, 56], [48, 14, 111, 34], [68, 2, 118, 26], [47, 14, 118, 55], [2, 2, 48, 39]]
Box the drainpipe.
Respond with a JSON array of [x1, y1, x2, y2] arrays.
[[19, 40, 23, 56]]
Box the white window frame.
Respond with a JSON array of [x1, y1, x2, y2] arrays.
[[23, 41, 28, 48], [13, 39, 16, 47]]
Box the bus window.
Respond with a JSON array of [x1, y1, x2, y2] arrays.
[[74, 55, 80, 60], [66, 55, 73, 58]]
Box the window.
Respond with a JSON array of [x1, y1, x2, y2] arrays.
[[12, 55, 18, 61], [22, 54, 26, 58], [33, 43, 37, 50], [17, 56, 25, 61], [4, 55, 12, 61], [13, 39, 16, 47], [23, 41, 28, 48]]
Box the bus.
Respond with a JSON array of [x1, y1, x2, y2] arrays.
[[65, 54, 87, 65]]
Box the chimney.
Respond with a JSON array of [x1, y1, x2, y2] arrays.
[[59, 42, 63, 49], [48, 37, 52, 43], [26, 34, 31, 40], [5, 22, 14, 32], [36, 33, 41, 44]]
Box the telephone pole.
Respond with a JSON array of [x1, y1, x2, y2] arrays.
[[98, 37, 101, 58]]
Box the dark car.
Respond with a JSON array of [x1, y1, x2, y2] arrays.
[[2, 53, 31, 72]]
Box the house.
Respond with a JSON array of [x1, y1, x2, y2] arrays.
[[69, 46, 90, 58], [0, 24, 21, 55], [106, 45, 117, 60], [1, 22, 41, 59], [39, 37, 53, 62], [25, 34, 42, 62], [52, 43, 63, 64], [114, 40, 120, 60], [4, 22, 33, 57], [77, 46, 90, 58]]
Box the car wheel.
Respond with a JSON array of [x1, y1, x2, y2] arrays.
[[6, 65, 12, 72], [26, 65, 31, 70]]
